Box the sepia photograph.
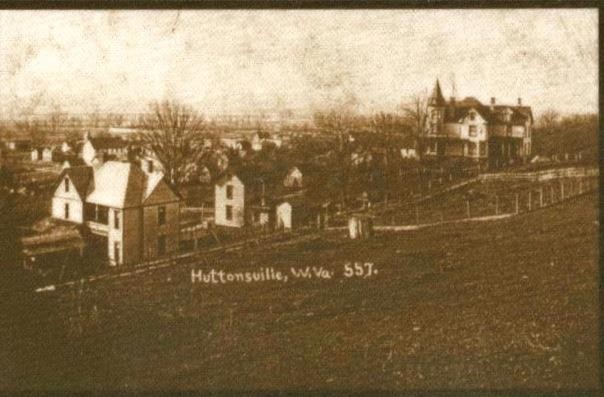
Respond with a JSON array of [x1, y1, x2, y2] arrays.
[[0, 4, 600, 394]]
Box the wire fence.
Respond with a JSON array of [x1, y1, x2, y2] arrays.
[[372, 176, 598, 227]]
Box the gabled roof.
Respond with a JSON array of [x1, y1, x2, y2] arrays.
[[86, 162, 144, 208], [63, 157, 86, 167], [255, 130, 271, 139], [215, 166, 269, 187], [85, 161, 178, 208], [55, 166, 94, 199], [286, 166, 302, 175], [215, 165, 289, 203], [442, 97, 532, 126], [514, 106, 533, 122], [88, 137, 126, 150]]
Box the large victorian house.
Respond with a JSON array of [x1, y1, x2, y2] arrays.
[[422, 80, 533, 168]]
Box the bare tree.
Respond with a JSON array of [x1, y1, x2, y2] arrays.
[[138, 100, 207, 187], [400, 92, 429, 159], [369, 112, 406, 170], [313, 110, 357, 207], [13, 117, 45, 145], [48, 103, 68, 134], [537, 108, 560, 131]]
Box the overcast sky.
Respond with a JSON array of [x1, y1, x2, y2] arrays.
[[0, 9, 598, 118]]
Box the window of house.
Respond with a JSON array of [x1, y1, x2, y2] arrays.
[[84, 203, 95, 221], [98, 205, 109, 224], [468, 142, 477, 156], [479, 142, 486, 156], [147, 160, 154, 173], [469, 125, 477, 137], [430, 123, 438, 134], [431, 109, 438, 120], [226, 185, 233, 199], [114, 241, 120, 264], [114, 210, 120, 230], [226, 205, 233, 220], [158, 235, 166, 255], [469, 112, 476, 121], [64, 203, 69, 219], [64, 178, 70, 193], [158, 206, 166, 225]]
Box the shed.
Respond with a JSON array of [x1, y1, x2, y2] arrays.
[[275, 195, 319, 230]]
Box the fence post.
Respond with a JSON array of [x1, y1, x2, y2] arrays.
[[440, 211, 444, 223], [579, 179, 583, 194], [466, 200, 471, 218], [415, 205, 420, 225], [495, 195, 499, 215], [560, 179, 565, 200], [539, 187, 543, 208], [515, 193, 519, 214], [528, 191, 532, 211], [550, 185, 555, 203]]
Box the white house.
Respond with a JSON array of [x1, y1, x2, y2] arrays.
[[252, 131, 283, 151], [220, 138, 243, 151], [400, 148, 418, 159], [60, 141, 73, 153], [51, 161, 180, 266], [214, 169, 274, 228], [283, 166, 303, 188], [81, 132, 128, 165], [31, 147, 43, 161], [214, 173, 246, 227], [423, 79, 532, 167]]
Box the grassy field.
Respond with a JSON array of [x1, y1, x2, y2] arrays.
[[3, 192, 599, 392], [374, 177, 597, 226]]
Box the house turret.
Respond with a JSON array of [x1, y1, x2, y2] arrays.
[[428, 79, 446, 108], [426, 79, 446, 135]]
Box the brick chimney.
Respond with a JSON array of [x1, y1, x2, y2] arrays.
[[490, 97, 496, 105], [517, 97, 522, 106]]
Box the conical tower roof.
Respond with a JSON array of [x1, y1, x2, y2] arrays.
[[429, 79, 446, 106]]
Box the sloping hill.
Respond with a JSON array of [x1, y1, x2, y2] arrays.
[[5, 193, 599, 391]]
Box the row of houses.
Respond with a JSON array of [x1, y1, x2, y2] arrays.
[[24, 159, 309, 268], [30, 132, 130, 166]]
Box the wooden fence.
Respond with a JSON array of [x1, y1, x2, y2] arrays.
[[478, 167, 598, 182], [373, 176, 598, 227]]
